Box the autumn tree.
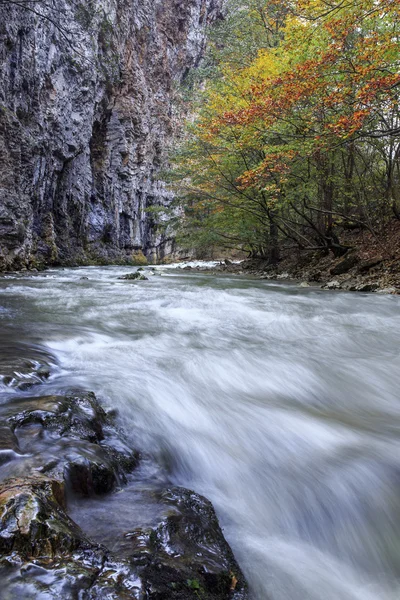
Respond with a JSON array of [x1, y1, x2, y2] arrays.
[[168, 0, 400, 260]]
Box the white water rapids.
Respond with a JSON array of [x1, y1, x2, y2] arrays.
[[1, 264, 400, 600]]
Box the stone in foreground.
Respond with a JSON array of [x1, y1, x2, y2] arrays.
[[0, 390, 248, 599]]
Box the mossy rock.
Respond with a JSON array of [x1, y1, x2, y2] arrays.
[[0, 477, 83, 558], [118, 272, 148, 281]]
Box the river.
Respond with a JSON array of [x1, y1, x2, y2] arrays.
[[1, 264, 400, 600]]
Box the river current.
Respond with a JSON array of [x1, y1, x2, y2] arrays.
[[1, 264, 400, 600]]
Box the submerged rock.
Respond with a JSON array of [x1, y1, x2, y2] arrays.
[[0, 391, 139, 491], [0, 349, 52, 390], [6, 392, 106, 443]]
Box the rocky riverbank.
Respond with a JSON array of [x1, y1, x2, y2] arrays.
[[181, 220, 400, 294], [0, 351, 247, 599], [183, 252, 400, 294]]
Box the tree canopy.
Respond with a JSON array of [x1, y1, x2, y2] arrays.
[[167, 0, 400, 260]]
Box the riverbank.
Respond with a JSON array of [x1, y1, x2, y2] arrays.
[[0, 349, 247, 599], [185, 255, 400, 293], [183, 221, 400, 294], [186, 247, 400, 293], [4, 220, 400, 294]]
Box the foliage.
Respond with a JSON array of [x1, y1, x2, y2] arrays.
[[167, 0, 400, 259]]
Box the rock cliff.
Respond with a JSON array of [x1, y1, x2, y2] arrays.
[[0, 0, 221, 270]]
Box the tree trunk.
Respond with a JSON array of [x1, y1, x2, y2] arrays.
[[268, 214, 280, 264]]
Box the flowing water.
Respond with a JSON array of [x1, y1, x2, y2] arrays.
[[1, 265, 400, 600]]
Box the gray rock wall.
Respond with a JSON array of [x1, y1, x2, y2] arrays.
[[0, 0, 220, 269]]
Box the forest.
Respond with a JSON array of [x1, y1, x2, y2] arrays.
[[169, 0, 400, 265]]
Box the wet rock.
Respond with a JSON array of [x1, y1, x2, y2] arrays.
[[0, 475, 142, 599], [62, 437, 139, 498], [0, 392, 139, 496], [1, 361, 52, 390], [100, 436, 140, 476], [36, 365, 51, 380], [0, 389, 247, 599], [0, 426, 19, 453], [0, 425, 20, 465], [340, 277, 360, 291], [0, 478, 247, 599], [0, 343, 53, 390], [323, 280, 341, 290], [126, 487, 248, 600], [309, 270, 322, 282], [0, 477, 80, 557], [118, 272, 149, 281], [5, 392, 106, 443], [300, 282, 310, 287], [0, 391, 143, 596], [356, 282, 379, 292], [64, 450, 118, 497]]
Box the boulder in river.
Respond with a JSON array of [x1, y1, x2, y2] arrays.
[[119, 272, 149, 281], [125, 487, 247, 599], [0, 389, 248, 599], [0, 391, 139, 492]]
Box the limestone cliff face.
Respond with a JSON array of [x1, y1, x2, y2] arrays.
[[0, 0, 220, 269]]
